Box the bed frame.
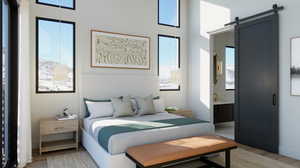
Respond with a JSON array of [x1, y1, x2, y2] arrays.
[[82, 128, 136, 168], [80, 75, 215, 168]]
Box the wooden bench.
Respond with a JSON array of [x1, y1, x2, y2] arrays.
[[126, 135, 238, 168]]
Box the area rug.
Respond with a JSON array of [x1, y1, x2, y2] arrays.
[[46, 148, 296, 168]]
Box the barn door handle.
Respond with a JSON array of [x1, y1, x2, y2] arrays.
[[273, 94, 277, 106]]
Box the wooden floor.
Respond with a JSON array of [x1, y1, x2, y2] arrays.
[[26, 145, 300, 168], [239, 144, 300, 167]]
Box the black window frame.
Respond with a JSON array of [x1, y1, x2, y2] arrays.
[[158, 0, 180, 28], [225, 46, 235, 91], [158, 34, 181, 91], [1, 0, 19, 167], [36, 17, 76, 94], [36, 0, 76, 10]]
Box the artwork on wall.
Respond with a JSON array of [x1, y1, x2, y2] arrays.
[[91, 30, 150, 70], [291, 37, 300, 95]]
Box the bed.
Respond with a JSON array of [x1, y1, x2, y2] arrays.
[[80, 75, 214, 168], [82, 112, 214, 168]]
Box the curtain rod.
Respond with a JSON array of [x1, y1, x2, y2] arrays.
[[225, 4, 284, 26]]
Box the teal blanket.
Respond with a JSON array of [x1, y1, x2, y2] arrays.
[[98, 118, 208, 152]]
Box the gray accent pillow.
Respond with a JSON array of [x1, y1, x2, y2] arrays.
[[111, 97, 135, 118], [130, 98, 138, 114], [135, 95, 156, 116]]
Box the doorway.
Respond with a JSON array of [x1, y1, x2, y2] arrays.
[[210, 27, 235, 140]]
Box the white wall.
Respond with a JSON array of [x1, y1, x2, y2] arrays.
[[188, 0, 231, 122], [188, 0, 300, 160], [213, 31, 234, 102], [29, 0, 188, 149]]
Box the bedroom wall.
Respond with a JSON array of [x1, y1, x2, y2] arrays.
[[188, 0, 300, 160], [213, 31, 234, 103], [29, 0, 189, 149]]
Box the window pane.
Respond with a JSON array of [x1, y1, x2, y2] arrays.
[[2, 0, 10, 166], [37, 19, 75, 92], [225, 47, 235, 90], [159, 35, 180, 90], [38, 0, 74, 9], [159, 0, 179, 27], [61, 0, 74, 8]]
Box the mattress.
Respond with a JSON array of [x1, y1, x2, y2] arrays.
[[83, 112, 214, 155]]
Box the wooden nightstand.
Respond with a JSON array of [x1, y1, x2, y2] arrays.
[[169, 110, 194, 118], [39, 118, 79, 154]]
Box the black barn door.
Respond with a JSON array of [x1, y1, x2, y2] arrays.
[[235, 14, 279, 153]]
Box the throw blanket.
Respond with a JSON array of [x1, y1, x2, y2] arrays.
[[98, 118, 208, 152]]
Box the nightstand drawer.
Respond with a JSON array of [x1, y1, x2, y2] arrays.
[[40, 119, 78, 135]]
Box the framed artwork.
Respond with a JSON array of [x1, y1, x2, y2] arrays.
[[91, 30, 150, 70], [291, 37, 300, 96]]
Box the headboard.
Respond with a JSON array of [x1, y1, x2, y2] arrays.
[[80, 74, 160, 118]]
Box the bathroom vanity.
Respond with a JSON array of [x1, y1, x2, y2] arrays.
[[214, 102, 234, 124]]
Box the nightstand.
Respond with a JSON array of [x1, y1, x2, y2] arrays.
[[39, 118, 79, 154], [169, 110, 194, 118]]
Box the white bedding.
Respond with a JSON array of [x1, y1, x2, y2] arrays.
[[83, 112, 214, 155]]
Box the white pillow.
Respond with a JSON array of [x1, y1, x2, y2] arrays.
[[153, 98, 165, 113], [85, 101, 114, 118]]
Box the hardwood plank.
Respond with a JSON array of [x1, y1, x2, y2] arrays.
[[27, 145, 300, 168]]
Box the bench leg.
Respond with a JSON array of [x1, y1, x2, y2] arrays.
[[225, 150, 231, 168], [200, 157, 224, 168]]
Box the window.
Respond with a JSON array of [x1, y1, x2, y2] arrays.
[[2, 0, 10, 165], [2, 0, 19, 167], [225, 46, 235, 90], [158, 35, 180, 91], [36, 0, 75, 10], [36, 17, 75, 93], [158, 0, 180, 27]]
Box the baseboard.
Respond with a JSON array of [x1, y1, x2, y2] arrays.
[[279, 145, 300, 160], [18, 158, 32, 168]]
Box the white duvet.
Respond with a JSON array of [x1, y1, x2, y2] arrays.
[[83, 112, 214, 155]]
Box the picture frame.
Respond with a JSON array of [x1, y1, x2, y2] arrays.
[[91, 30, 150, 70], [290, 37, 300, 96]]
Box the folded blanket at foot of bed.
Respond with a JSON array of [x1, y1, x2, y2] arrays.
[[98, 118, 209, 152]]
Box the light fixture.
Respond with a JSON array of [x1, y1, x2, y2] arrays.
[[217, 61, 223, 75]]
